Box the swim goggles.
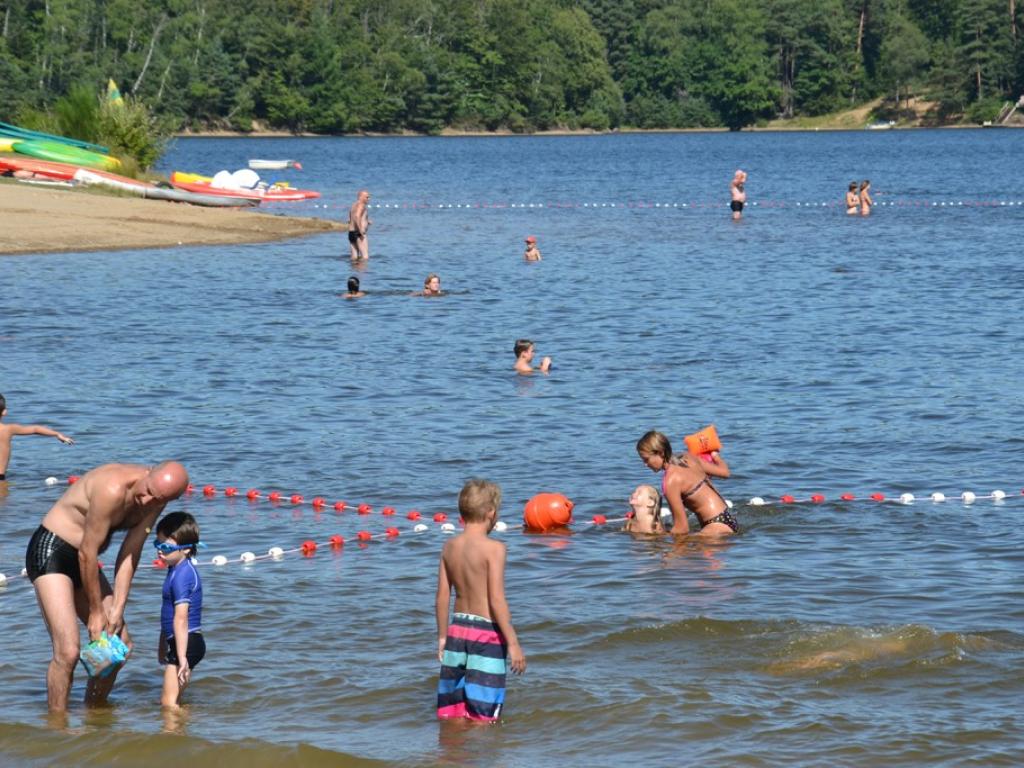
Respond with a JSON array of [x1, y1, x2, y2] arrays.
[[153, 539, 201, 555]]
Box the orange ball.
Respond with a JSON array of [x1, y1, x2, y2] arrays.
[[523, 493, 574, 531]]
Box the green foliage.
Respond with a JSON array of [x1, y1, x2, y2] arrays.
[[99, 98, 173, 171], [0, 0, 1020, 134]]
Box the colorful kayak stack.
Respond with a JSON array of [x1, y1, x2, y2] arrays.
[[0, 121, 120, 171]]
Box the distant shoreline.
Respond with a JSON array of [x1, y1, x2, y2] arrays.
[[175, 123, 1014, 139]]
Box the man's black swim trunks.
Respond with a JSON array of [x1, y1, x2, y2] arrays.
[[730, 200, 744, 213], [348, 230, 362, 244], [26, 526, 83, 586]]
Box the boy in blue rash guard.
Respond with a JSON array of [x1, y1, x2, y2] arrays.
[[155, 512, 205, 708]]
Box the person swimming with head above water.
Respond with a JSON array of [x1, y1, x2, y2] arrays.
[[343, 276, 365, 299], [624, 484, 665, 535], [636, 430, 738, 536]]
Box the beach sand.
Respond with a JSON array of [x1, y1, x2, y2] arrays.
[[0, 180, 342, 255]]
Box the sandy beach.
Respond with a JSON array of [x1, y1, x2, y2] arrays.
[[0, 180, 342, 255]]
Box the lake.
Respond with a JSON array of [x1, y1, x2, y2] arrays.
[[1, 129, 1022, 767]]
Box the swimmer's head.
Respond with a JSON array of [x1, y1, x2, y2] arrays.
[[629, 484, 664, 532], [424, 273, 441, 292], [849, 181, 858, 191], [860, 179, 871, 191], [636, 430, 672, 469], [156, 511, 200, 555], [459, 478, 502, 526], [525, 235, 537, 244], [347, 276, 360, 293], [358, 189, 370, 201], [514, 339, 535, 359]]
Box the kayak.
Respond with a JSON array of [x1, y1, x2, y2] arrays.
[[73, 169, 259, 207], [249, 159, 302, 170], [169, 174, 320, 201], [0, 155, 79, 180], [0, 121, 109, 154], [0, 138, 19, 152], [13, 139, 121, 171]]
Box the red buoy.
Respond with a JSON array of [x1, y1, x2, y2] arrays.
[[312, 497, 325, 509], [224, 487, 238, 497], [358, 504, 372, 515], [592, 514, 607, 525], [780, 494, 795, 504], [357, 530, 372, 541], [68, 475, 80, 485], [871, 493, 885, 501], [202, 484, 216, 496], [382, 506, 396, 516], [301, 540, 317, 555], [811, 494, 825, 503], [433, 513, 448, 523], [385, 527, 399, 537], [523, 493, 574, 531], [247, 489, 261, 500], [333, 501, 346, 512], [290, 494, 304, 505], [407, 511, 422, 520], [840, 493, 856, 501], [268, 491, 282, 502], [329, 534, 345, 548]]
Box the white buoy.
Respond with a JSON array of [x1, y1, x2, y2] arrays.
[[899, 493, 915, 504], [240, 551, 256, 563], [992, 489, 1006, 500], [413, 524, 428, 532], [0, 573, 7, 586], [211, 555, 228, 566], [725, 499, 734, 509], [749, 497, 765, 506], [494, 521, 508, 532], [268, 546, 285, 558], [930, 492, 946, 502], [961, 491, 976, 504], [659, 506, 671, 518], [45, 476, 59, 486], [441, 523, 455, 532]]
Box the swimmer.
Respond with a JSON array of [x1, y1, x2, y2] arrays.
[[343, 276, 366, 299], [524, 235, 542, 261], [624, 484, 665, 535], [0, 393, 74, 480], [845, 182, 860, 215], [859, 180, 873, 216], [414, 273, 443, 297], [730, 170, 747, 220], [513, 339, 551, 375], [347, 189, 371, 260], [636, 430, 737, 536]]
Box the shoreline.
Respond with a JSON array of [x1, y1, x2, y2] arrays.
[[0, 181, 342, 256]]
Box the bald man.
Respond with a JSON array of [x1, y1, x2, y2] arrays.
[[347, 189, 372, 260], [25, 461, 189, 711]]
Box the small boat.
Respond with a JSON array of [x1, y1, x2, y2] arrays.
[[866, 120, 896, 130], [170, 170, 320, 201], [248, 159, 302, 170]]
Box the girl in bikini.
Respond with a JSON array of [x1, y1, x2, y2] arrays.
[[845, 182, 860, 215], [636, 430, 738, 536]]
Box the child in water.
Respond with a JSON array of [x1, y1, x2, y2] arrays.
[[624, 484, 665, 534], [155, 512, 205, 708], [343, 276, 365, 298], [513, 339, 551, 374], [523, 235, 542, 261], [436, 479, 526, 721]]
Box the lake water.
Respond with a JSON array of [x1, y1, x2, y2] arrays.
[[1, 130, 1022, 766]]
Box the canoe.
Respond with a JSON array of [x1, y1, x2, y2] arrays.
[[0, 138, 19, 152], [13, 139, 122, 171], [249, 159, 302, 170], [0, 121, 109, 154]]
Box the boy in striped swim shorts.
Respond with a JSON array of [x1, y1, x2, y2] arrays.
[[436, 479, 526, 722]]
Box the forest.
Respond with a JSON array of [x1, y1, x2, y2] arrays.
[[0, 0, 1021, 133]]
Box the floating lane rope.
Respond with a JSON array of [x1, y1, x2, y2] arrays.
[[300, 198, 1024, 212]]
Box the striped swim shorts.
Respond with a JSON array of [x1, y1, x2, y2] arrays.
[[437, 612, 507, 722]]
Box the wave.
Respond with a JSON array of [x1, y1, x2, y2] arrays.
[[0, 721, 389, 768]]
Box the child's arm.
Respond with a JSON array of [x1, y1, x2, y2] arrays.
[[173, 602, 191, 686], [10, 424, 74, 444], [701, 451, 730, 478], [487, 544, 526, 674], [435, 555, 451, 662]]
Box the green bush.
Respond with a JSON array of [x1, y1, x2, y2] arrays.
[[964, 97, 1004, 124], [99, 98, 173, 171]]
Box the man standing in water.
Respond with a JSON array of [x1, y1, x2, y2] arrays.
[[348, 189, 372, 260], [25, 461, 189, 712], [730, 170, 747, 221]]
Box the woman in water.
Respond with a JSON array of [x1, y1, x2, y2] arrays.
[[845, 182, 860, 215], [415, 273, 443, 297], [635, 430, 738, 536], [859, 180, 873, 216]]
